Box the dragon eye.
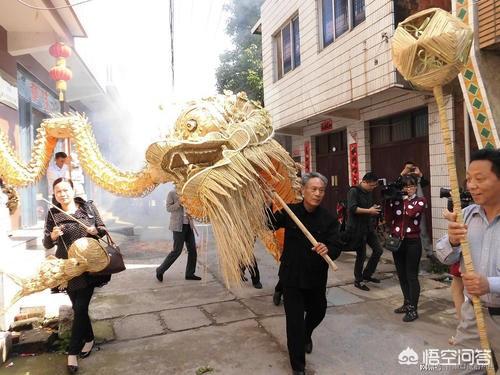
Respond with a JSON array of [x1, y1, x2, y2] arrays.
[[186, 119, 197, 132]]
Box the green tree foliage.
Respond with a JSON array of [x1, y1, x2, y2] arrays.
[[216, 0, 264, 104]]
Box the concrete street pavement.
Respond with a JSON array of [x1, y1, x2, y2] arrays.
[[4, 227, 458, 375]]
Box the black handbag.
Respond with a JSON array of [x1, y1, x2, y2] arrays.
[[384, 235, 402, 253], [92, 232, 126, 275]]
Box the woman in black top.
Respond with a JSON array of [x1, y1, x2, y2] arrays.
[[43, 177, 110, 374]]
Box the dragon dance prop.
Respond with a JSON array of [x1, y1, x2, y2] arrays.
[[2, 198, 110, 309], [6, 237, 109, 303], [1, 183, 18, 214], [0, 92, 315, 289], [392, 8, 493, 373]]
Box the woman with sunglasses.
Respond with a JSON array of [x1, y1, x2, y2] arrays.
[[43, 177, 110, 373], [385, 175, 427, 322]]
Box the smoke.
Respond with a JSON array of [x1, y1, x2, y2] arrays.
[[67, 0, 232, 239]]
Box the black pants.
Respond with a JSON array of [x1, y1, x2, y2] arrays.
[[283, 286, 327, 371], [158, 224, 197, 277], [392, 238, 422, 308], [275, 279, 283, 293], [354, 230, 383, 282], [240, 255, 260, 284], [67, 286, 95, 355]]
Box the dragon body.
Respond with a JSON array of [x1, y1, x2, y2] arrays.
[[0, 92, 301, 286]]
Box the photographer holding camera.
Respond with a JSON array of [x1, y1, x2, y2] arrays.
[[396, 161, 433, 258], [385, 175, 427, 322]]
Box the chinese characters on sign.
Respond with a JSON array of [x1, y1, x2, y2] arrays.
[[320, 119, 333, 132], [17, 71, 60, 114]]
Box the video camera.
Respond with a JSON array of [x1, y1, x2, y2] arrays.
[[439, 187, 473, 211], [378, 178, 405, 201]]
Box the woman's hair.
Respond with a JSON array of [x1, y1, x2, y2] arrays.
[[53, 177, 74, 190], [401, 175, 417, 187]]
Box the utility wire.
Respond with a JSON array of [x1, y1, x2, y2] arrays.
[[170, 0, 175, 90], [16, 0, 94, 11]]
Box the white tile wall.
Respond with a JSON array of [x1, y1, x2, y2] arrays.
[[261, 0, 397, 130]]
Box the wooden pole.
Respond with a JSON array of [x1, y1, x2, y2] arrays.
[[434, 86, 493, 373], [273, 192, 338, 271]]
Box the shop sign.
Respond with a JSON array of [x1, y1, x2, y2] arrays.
[[0, 75, 18, 109], [17, 71, 59, 113], [320, 119, 333, 132]]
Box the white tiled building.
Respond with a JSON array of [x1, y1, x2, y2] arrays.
[[256, 0, 471, 246]]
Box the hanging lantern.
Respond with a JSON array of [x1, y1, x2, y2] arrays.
[[48, 42, 73, 101], [49, 42, 72, 59]]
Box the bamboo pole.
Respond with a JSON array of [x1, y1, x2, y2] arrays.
[[273, 192, 338, 271], [434, 86, 493, 374], [41, 197, 91, 231]]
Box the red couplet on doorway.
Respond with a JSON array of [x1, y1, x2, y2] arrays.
[[304, 141, 311, 172]]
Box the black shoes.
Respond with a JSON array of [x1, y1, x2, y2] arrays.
[[394, 303, 409, 314], [253, 281, 263, 289], [305, 340, 313, 354], [156, 271, 163, 282], [79, 341, 95, 359], [273, 291, 282, 306], [363, 276, 381, 284], [354, 281, 370, 291], [186, 275, 202, 280], [67, 365, 78, 374], [292, 371, 305, 375], [403, 305, 418, 322]]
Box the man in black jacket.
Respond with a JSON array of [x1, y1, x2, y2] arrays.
[[347, 172, 384, 291], [268, 172, 341, 375]]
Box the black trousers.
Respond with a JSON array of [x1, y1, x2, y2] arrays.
[[67, 286, 95, 355], [158, 224, 197, 277], [392, 238, 422, 308], [275, 279, 283, 293], [283, 286, 327, 371], [354, 230, 383, 282], [240, 255, 260, 284]]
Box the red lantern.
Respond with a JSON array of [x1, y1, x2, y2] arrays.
[[49, 66, 72, 81], [49, 42, 72, 58], [49, 42, 73, 102]]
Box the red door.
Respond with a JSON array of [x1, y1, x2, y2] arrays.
[[369, 108, 432, 238]]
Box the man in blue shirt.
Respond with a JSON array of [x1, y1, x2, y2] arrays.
[[436, 148, 500, 374]]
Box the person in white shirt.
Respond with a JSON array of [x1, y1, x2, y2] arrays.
[[69, 152, 87, 200], [47, 152, 69, 197]]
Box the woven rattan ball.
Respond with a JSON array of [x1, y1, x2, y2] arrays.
[[392, 8, 473, 91], [68, 237, 110, 273]]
